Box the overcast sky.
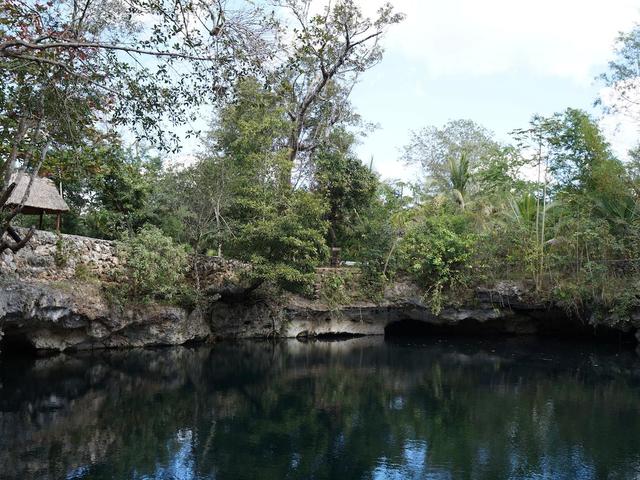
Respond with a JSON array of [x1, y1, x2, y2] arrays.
[[349, 0, 640, 180]]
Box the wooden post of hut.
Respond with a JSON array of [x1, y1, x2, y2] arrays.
[[4, 173, 69, 233]]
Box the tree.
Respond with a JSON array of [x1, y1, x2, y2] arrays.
[[275, 0, 404, 185], [512, 108, 629, 292], [118, 224, 189, 302], [0, 0, 276, 253], [0, 0, 276, 154], [145, 158, 237, 290], [230, 190, 328, 293], [598, 23, 640, 121], [348, 180, 412, 293], [402, 119, 502, 208], [539, 108, 614, 193], [313, 129, 377, 251], [397, 204, 476, 313], [175, 77, 328, 293], [43, 139, 163, 238], [211, 77, 291, 207]]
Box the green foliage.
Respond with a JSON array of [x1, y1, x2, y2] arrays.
[[313, 128, 378, 248], [402, 119, 505, 207], [3, 1, 637, 328], [345, 182, 411, 299], [73, 263, 95, 282], [541, 108, 614, 192], [319, 271, 353, 310], [397, 208, 476, 313], [231, 191, 329, 294], [599, 23, 640, 121], [54, 235, 71, 269], [50, 141, 162, 239], [0, 0, 274, 161], [117, 225, 190, 303]]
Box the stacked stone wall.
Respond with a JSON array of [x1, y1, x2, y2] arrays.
[[0, 228, 117, 280]]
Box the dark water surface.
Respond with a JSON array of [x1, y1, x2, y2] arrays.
[[1, 337, 640, 480]]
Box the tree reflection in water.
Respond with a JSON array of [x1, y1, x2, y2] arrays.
[[1, 337, 640, 480]]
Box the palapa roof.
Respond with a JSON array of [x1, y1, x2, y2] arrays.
[[5, 172, 70, 214]]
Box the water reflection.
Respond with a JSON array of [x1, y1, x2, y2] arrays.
[[1, 337, 640, 479]]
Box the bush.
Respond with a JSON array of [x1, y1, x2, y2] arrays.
[[54, 235, 72, 268], [74, 262, 95, 282], [230, 191, 329, 294], [397, 214, 476, 313], [118, 225, 190, 303], [319, 270, 353, 309]]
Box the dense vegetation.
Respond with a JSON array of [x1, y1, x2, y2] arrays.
[[2, 2, 640, 323]]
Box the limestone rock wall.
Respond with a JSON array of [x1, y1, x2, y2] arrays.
[[0, 228, 118, 280], [0, 280, 211, 351]]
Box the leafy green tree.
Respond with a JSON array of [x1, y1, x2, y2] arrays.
[[350, 181, 414, 294], [231, 190, 328, 294], [313, 129, 377, 251], [36, 138, 162, 238], [397, 205, 476, 313], [539, 108, 614, 193], [0, 0, 276, 255], [179, 77, 329, 293], [0, 0, 275, 160], [402, 119, 503, 208]]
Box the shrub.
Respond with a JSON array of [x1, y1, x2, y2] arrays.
[[397, 215, 476, 313], [54, 235, 72, 268], [118, 225, 189, 303], [230, 191, 329, 295], [319, 270, 352, 309], [74, 262, 94, 281]]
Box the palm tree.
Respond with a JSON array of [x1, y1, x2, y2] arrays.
[[447, 151, 471, 209]]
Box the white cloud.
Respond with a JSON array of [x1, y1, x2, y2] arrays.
[[358, 0, 639, 83]]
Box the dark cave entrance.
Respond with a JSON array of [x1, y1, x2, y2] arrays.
[[0, 330, 37, 356], [383, 316, 638, 344], [383, 318, 512, 339]]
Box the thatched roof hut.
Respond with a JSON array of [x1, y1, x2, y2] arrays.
[[5, 172, 69, 215], [4, 172, 69, 231]]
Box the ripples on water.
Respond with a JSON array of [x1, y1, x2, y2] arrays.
[[1, 337, 640, 479]]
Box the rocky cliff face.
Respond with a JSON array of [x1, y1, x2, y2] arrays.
[[0, 280, 210, 351], [0, 276, 638, 352], [0, 231, 638, 352], [279, 281, 638, 341]]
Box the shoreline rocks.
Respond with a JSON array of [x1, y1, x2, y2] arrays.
[[0, 277, 637, 352]]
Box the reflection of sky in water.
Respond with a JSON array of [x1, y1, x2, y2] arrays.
[[66, 466, 90, 479], [141, 429, 201, 480], [369, 439, 601, 480], [372, 439, 454, 480], [390, 396, 405, 410]]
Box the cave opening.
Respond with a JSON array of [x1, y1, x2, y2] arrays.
[[314, 332, 366, 341], [385, 319, 438, 338], [0, 330, 37, 357], [384, 318, 510, 339], [383, 317, 638, 344]]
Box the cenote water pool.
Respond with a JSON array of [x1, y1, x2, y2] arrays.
[[1, 337, 640, 479]]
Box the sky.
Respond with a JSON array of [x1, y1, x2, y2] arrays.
[[348, 0, 640, 181]]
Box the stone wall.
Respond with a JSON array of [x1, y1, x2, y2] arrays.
[[0, 228, 118, 280]]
